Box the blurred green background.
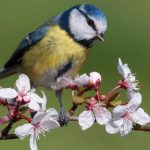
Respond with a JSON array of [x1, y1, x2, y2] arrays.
[[0, 0, 150, 150]]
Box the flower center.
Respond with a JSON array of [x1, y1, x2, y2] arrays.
[[16, 91, 30, 103], [86, 99, 98, 111], [121, 112, 129, 119]]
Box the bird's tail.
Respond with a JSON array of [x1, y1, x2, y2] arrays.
[[0, 66, 18, 79]]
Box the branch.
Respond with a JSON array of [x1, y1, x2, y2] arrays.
[[133, 124, 150, 132], [1, 118, 15, 137], [0, 134, 18, 140], [0, 114, 78, 141]]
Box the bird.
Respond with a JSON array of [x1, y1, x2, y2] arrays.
[[0, 4, 107, 126]]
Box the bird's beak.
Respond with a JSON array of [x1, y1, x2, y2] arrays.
[[97, 33, 104, 42]]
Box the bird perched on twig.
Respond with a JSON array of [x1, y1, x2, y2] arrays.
[[0, 4, 107, 126]]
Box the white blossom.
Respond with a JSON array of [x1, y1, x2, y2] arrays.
[[15, 110, 60, 150], [105, 93, 150, 136], [0, 74, 44, 111], [117, 58, 139, 98], [79, 98, 111, 130], [51, 72, 102, 90]]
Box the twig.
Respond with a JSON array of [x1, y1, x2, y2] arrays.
[[1, 115, 150, 141], [69, 104, 78, 116], [69, 86, 91, 116], [0, 134, 18, 140], [133, 124, 150, 132], [77, 86, 91, 96], [1, 119, 15, 137]]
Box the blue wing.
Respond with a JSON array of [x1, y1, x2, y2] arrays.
[[4, 22, 51, 68]]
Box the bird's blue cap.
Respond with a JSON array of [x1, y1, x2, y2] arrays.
[[59, 4, 106, 31], [82, 4, 106, 20]]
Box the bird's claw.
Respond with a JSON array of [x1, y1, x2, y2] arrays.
[[59, 108, 68, 126]]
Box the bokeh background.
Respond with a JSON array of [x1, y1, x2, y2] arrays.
[[0, 0, 150, 150]]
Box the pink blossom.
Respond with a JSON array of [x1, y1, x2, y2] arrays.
[[79, 98, 111, 130], [105, 93, 150, 136]]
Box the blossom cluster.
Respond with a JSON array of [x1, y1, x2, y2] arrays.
[[0, 58, 150, 150], [0, 74, 60, 150], [78, 58, 150, 135]]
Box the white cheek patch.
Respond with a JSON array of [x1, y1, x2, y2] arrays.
[[69, 9, 95, 41]]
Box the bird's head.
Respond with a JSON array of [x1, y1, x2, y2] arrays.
[[57, 4, 107, 47]]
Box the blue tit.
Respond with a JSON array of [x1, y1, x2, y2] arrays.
[[0, 4, 107, 125]]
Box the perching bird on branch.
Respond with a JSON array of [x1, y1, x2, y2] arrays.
[[0, 4, 107, 126]]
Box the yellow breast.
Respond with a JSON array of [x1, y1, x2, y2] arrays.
[[21, 25, 90, 85]]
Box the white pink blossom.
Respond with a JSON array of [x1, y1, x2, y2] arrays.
[[117, 58, 139, 98], [0, 74, 44, 111], [79, 98, 111, 130], [105, 93, 150, 136], [15, 109, 60, 150], [51, 72, 101, 90]]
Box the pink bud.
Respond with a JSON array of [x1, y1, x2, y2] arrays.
[[89, 72, 101, 89]]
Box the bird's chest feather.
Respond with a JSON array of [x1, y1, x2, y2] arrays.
[[21, 26, 90, 87]]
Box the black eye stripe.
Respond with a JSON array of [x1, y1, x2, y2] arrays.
[[77, 8, 98, 32]]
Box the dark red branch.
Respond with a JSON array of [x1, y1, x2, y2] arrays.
[[0, 134, 18, 140], [133, 124, 150, 132]]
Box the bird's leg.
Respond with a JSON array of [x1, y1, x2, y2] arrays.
[[55, 89, 68, 126]]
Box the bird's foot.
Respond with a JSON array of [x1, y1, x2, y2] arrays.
[[59, 108, 68, 126]]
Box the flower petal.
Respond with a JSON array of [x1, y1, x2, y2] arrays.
[[105, 121, 119, 134], [131, 108, 150, 125], [127, 90, 136, 99], [117, 58, 131, 79], [15, 123, 32, 140], [0, 88, 17, 99], [74, 74, 89, 86], [113, 117, 124, 127], [30, 133, 37, 150], [28, 101, 40, 111], [41, 91, 47, 111], [51, 77, 72, 90], [120, 119, 133, 136], [16, 74, 31, 93], [127, 92, 142, 111], [29, 93, 43, 104], [113, 105, 128, 116], [46, 108, 59, 120], [78, 110, 95, 130], [41, 118, 60, 130], [94, 107, 112, 125], [32, 112, 47, 124]]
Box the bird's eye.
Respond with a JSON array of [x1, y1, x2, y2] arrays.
[[87, 19, 94, 26]]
